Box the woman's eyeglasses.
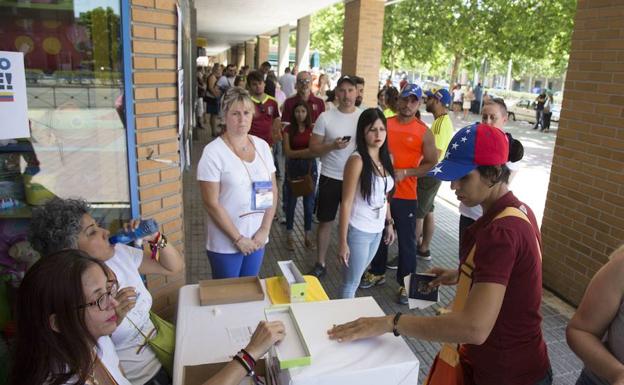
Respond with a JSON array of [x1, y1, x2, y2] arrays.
[[78, 280, 119, 311]]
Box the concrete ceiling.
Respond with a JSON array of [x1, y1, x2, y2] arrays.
[[195, 0, 343, 55]]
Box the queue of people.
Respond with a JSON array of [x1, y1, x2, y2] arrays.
[[7, 62, 622, 385]]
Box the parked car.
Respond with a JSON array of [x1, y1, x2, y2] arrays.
[[508, 99, 561, 123], [508, 99, 537, 123]]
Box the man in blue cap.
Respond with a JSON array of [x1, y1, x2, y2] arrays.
[[414, 88, 455, 262], [360, 84, 438, 304]]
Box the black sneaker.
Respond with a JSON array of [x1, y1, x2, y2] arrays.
[[417, 249, 432, 261], [308, 263, 326, 278], [386, 256, 398, 270]]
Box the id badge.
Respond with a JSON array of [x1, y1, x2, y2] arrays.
[[251, 181, 273, 210]]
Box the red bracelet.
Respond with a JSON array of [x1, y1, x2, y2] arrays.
[[240, 348, 256, 367], [149, 232, 161, 260]]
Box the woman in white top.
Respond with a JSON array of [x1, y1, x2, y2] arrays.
[[10, 250, 286, 385], [11, 250, 132, 385], [338, 108, 396, 299], [29, 198, 185, 385], [198, 87, 278, 279]]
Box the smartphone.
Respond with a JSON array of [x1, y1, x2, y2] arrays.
[[342, 136, 351, 142]]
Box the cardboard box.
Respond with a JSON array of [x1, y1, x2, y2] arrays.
[[264, 305, 312, 370], [183, 359, 274, 385], [277, 260, 307, 303], [198, 276, 264, 306]]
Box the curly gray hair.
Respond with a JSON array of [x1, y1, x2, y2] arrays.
[[29, 197, 90, 257]]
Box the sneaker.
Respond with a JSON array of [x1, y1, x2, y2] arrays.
[[286, 236, 295, 251], [304, 237, 316, 250], [417, 249, 432, 261], [386, 256, 398, 270], [308, 263, 326, 278], [359, 272, 386, 289], [397, 287, 408, 305]]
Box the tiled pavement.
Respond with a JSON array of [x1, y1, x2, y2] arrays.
[[184, 124, 582, 384]]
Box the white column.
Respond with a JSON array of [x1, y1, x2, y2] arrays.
[[506, 59, 513, 90], [296, 16, 310, 71], [278, 25, 290, 77]]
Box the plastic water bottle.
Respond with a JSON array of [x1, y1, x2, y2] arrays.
[[109, 219, 159, 244]]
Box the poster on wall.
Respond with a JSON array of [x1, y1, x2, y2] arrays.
[[0, 51, 29, 140]]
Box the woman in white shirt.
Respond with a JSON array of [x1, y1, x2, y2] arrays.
[[198, 87, 278, 279], [29, 198, 185, 385], [337, 108, 396, 299], [11, 250, 132, 385], [10, 250, 285, 385]]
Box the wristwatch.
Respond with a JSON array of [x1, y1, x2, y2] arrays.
[[393, 312, 402, 337]]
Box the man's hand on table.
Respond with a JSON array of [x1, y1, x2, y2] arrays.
[[244, 320, 286, 360], [327, 316, 393, 343]]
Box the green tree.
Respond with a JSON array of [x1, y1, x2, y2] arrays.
[[310, 3, 344, 67], [381, 0, 576, 83]]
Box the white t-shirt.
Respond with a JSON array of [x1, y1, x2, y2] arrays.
[[458, 161, 521, 220], [279, 73, 296, 97], [452, 89, 464, 103], [57, 337, 132, 385], [348, 154, 394, 233], [106, 244, 161, 385], [98, 336, 133, 385], [312, 108, 361, 180], [197, 135, 276, 253], [216, 75, 234, 92]]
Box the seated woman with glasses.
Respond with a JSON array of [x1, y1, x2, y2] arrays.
[[10, 250, 285, 385], [10, 250, 131, 385], [29, 197, 185, 385]]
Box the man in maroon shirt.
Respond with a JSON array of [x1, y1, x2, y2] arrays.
[[281, 71, 325, 125], [247, 70, 281, 146]]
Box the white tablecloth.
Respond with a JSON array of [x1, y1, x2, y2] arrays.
[[172, 284, 419, 385]]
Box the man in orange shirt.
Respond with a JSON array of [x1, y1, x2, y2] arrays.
[[359, 84, 437, 304]]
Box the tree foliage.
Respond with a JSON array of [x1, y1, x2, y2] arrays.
[[309, 0, 576, 80], [310, 2, 344, 67]]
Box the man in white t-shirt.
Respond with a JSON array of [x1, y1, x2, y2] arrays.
[[278, 67, 297, 97], [308, 75, 362, 277], [216, 64, 236, 94]]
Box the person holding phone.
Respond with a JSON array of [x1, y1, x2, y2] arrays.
[[308, 75, 362, 277]]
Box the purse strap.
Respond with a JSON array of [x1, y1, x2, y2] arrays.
[[439, 206, 538, 365]]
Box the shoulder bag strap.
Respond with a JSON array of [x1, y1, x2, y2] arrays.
[[439, 206, 537, 363]]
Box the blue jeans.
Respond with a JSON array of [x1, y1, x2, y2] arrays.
[[285, 158, 317, 231], [575, 368, 601, 385], [206, 248, 264, 279], [340, 225, 382, 298]]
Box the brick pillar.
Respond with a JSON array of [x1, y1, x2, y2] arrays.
[[296, 16, 310, 71], [277, 25, 290, 77], [245, 41, 255, 68], [226, 48, 232, 66], [341, 0, 384, 107], [236, 43, 245, 69], [257, 35, 270, 68], [131, 0, 185, 320], [541, 0, 624, 306]]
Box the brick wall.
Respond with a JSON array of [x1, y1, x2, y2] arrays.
[[245, 41, 256, 68], [341, 0, 385, 107], [257, 36, 270, 67], [131, 0, 185, 319], [541, 0, 624, 306]]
